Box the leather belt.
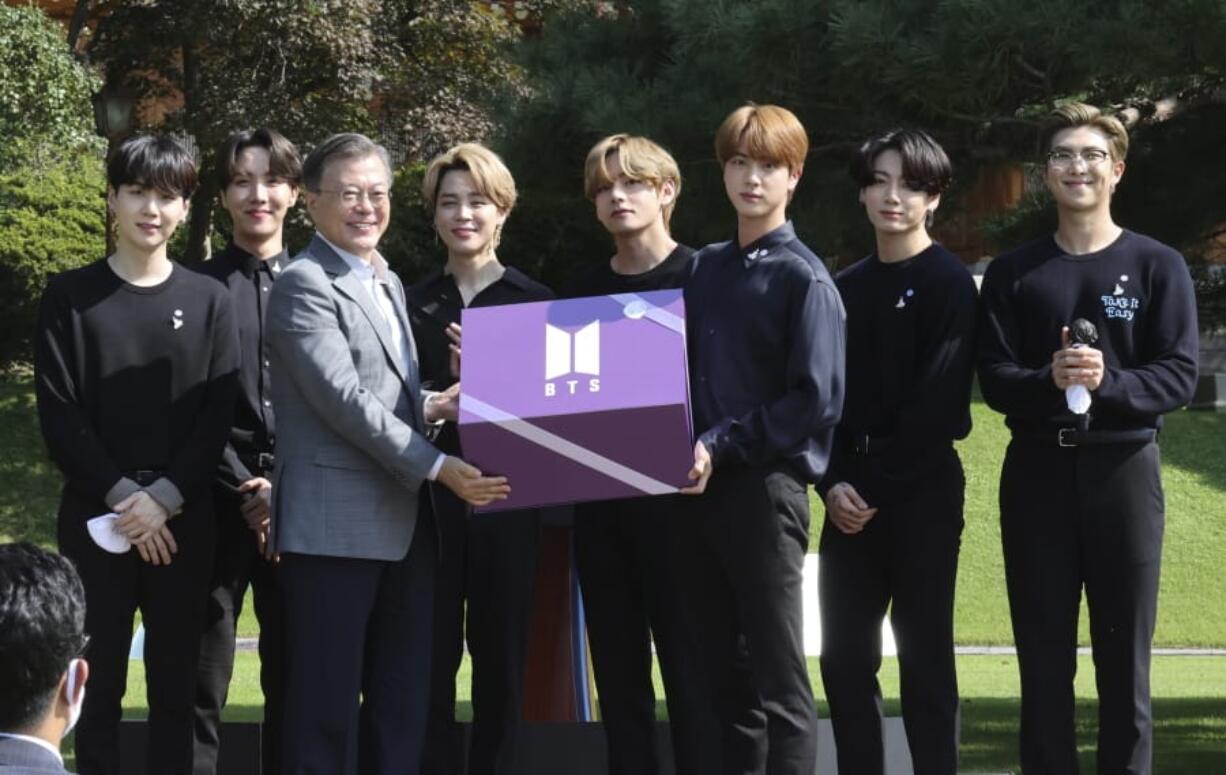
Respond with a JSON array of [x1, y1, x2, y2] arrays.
[[844, 434, 896, 456], [1014, 428, 1157, 448], [239, 452, 276, 473], [122, 469, 165, 486]]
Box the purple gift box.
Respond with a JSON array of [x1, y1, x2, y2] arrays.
[[458, 289, 693, 512]]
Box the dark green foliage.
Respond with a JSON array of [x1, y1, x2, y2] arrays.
[[382, 163, 443, 284], [86, 0, 533, 262], [493, 0, 1226, 287], [0, 4, 102, 172], [0, 151, 107, 364]]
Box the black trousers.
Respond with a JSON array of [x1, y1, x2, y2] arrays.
[[279, 503, 437, 775], [420, 487, 539, 775], [58, 484, 215, 775], [818, 447, 964, 775], [193, 486, 284, 775], [574, 494, 721, 775], [1000, 439, 1164, 775], [687, 465, 817, 775]]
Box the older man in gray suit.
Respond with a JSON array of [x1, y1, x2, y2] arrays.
[[267, 133, 509, 775]]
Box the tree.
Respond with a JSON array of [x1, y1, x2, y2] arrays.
[[0, 3, 101, 171], [83, 0, 531, 264], [0, 149, 107, 364], [0, 3, 105, 365], [491, 0, 1226, 287]]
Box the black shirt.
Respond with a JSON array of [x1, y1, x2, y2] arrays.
[[978, 229, 1199, 432], [821, 243, 977, 505], [194, 242, 287, 490], [407, 265, 554, 456], [685, 221, 846, 483], [562, 244, 695, 297], [35, 258, 240, 508]]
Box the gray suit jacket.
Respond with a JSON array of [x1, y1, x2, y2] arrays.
[[0, 736, 70, 773], [267, 235, 441, 561]]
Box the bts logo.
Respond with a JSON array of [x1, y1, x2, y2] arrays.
[[544, 321, 601, 396]]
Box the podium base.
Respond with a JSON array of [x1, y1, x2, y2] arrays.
[[113, 717, 929, 774]]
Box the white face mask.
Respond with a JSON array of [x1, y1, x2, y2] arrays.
[[62, 659, 85, 739]]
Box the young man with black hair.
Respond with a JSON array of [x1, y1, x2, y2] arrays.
[[818, 128, 977, 775], [191, 127, 301, 775], [979, 103, 1198, 775], [34, 134, 240, 775], [565, 133, 718, 775], [0, 542, 90, 774], [683, 103, 845, 775]]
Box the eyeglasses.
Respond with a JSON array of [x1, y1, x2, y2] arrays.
[[1047, 148, 1111, 169], [316, 188, 391, 208]]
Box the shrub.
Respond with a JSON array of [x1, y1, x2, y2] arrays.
[[0, 4, 101, 172], [0, 150, 107, 365]]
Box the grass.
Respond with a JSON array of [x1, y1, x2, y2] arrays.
[[6, 373, 1226, 647], [0, 375, 62, 547], [96, 651, 1226, 774], [10, 368, 1224, 772], [804, 400, 1226, 647]]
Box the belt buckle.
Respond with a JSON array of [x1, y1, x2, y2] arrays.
[[1057, 428, 1077, 448], [257, 452, 275, 471]]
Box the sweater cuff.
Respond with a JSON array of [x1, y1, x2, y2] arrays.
[[104, 478, 141, 510], [144, 477, 185, 515]]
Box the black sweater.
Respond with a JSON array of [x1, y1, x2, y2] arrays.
[[978, 229, 1198, 432], [686, 221, 846, 483], [563, 245, 695, 298], [35, 259, 240, 513], [820, 243, 977, 505]]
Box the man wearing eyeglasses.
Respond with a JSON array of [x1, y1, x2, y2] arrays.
[[978, 103, 1198, 775], [266, 133, 510, 775], [0, 542, 90, 775]]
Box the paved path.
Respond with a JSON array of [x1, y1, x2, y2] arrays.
[[233, 637, 1225, 655]]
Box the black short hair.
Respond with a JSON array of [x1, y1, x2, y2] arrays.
[[0, 543, 87, 732], [849, 128, 953, 195], [302, 133, 392, 193], [106, 134, 198, 199], [215, 128, 303, 190]]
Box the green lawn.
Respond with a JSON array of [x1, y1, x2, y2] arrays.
[[6, 374, 1226, 647], [0, 375, 62, 548], [805, 401, 1226, 647], [9, 370, 1226, 772], [97, 651, 1226, 774]]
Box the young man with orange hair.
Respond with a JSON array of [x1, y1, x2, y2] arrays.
[[682, 104, 845, 775]]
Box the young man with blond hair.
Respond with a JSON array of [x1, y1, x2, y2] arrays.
[[979, 103, 1198, 775], [565, 133, 718, 775], [683, 104, 846, 775], [410, 142, 552, 775]]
